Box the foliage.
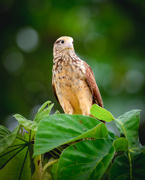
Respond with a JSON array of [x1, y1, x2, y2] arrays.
[[90, 104, 115, 122], [0, 101, 144, 180], [1, 1, 145, 146]]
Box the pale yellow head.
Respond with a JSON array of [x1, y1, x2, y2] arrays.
[[53, 36, 75, 57]]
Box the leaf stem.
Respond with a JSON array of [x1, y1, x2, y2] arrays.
[[128, 151, 132, 180], [42, 159, 58, 178]]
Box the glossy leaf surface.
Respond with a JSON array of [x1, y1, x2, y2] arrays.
[[57, 139, 115, 180], [90, 104, 115, 122], [115, 109, 141, 149], [34, 114, 108, 156]]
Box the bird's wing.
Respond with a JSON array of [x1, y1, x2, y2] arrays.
[[83, 61, 104, 108], [52, 79, 59, 103]]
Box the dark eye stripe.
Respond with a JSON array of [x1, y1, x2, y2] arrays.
[[55, 40, 61, 44], [55, 40, 64, 44]]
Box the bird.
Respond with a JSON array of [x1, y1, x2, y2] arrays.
[[52, 36, 103, 117]]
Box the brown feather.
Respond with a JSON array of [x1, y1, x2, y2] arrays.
[[52, 81, 59, 103], [84, 62, 104, 108]]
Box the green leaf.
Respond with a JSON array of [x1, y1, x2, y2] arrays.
[[0, 125, 19, 153], [72, 123, 108, 142], [115, 109, 141, 149], [34, 101, 54, 123], [109, 150, 145, 180], [14, 114, 38, 132], [90, 104, 115, 122], [56, 139, 115, 180], [0, 132, 31, 180], [54, 110, 60, 115], [14, 101, 54, 133], [113, 137, 128, 151], [0, 125, 11, 137], [142, 148, 145, 154], [34, 114, 107, 156], [88, 145, 115, 180], [108, 130, 117, 141]]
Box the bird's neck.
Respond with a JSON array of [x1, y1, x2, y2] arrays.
[[53, 51, 77, 64]]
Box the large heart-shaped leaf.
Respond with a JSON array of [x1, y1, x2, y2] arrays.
[[34, 114, 108, 156], [0, 132, 31, 180], [109, 148, 145, 180], [56, 139, 115, 180], [115, 109, 141, 149]]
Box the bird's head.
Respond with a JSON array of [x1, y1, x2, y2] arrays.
[[53, 36, 75, 58]]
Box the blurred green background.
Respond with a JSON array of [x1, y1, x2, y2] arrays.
[[0, 0, 145, 143]]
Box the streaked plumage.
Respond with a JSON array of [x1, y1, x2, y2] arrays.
[[52, 36, 103, 116]]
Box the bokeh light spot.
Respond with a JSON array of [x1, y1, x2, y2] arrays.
[[16, 27, 39, 52], [125, 70, 144, 94], [3, 51, 24, 74]]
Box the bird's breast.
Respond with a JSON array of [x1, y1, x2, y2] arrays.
[[52, 58, 92, 114], [53, 59, 86, 90]]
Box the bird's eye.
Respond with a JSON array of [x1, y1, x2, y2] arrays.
[[60, 40, 64, 44]]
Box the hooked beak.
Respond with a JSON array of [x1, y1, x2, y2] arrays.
[[64, 43, 73, 50]]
